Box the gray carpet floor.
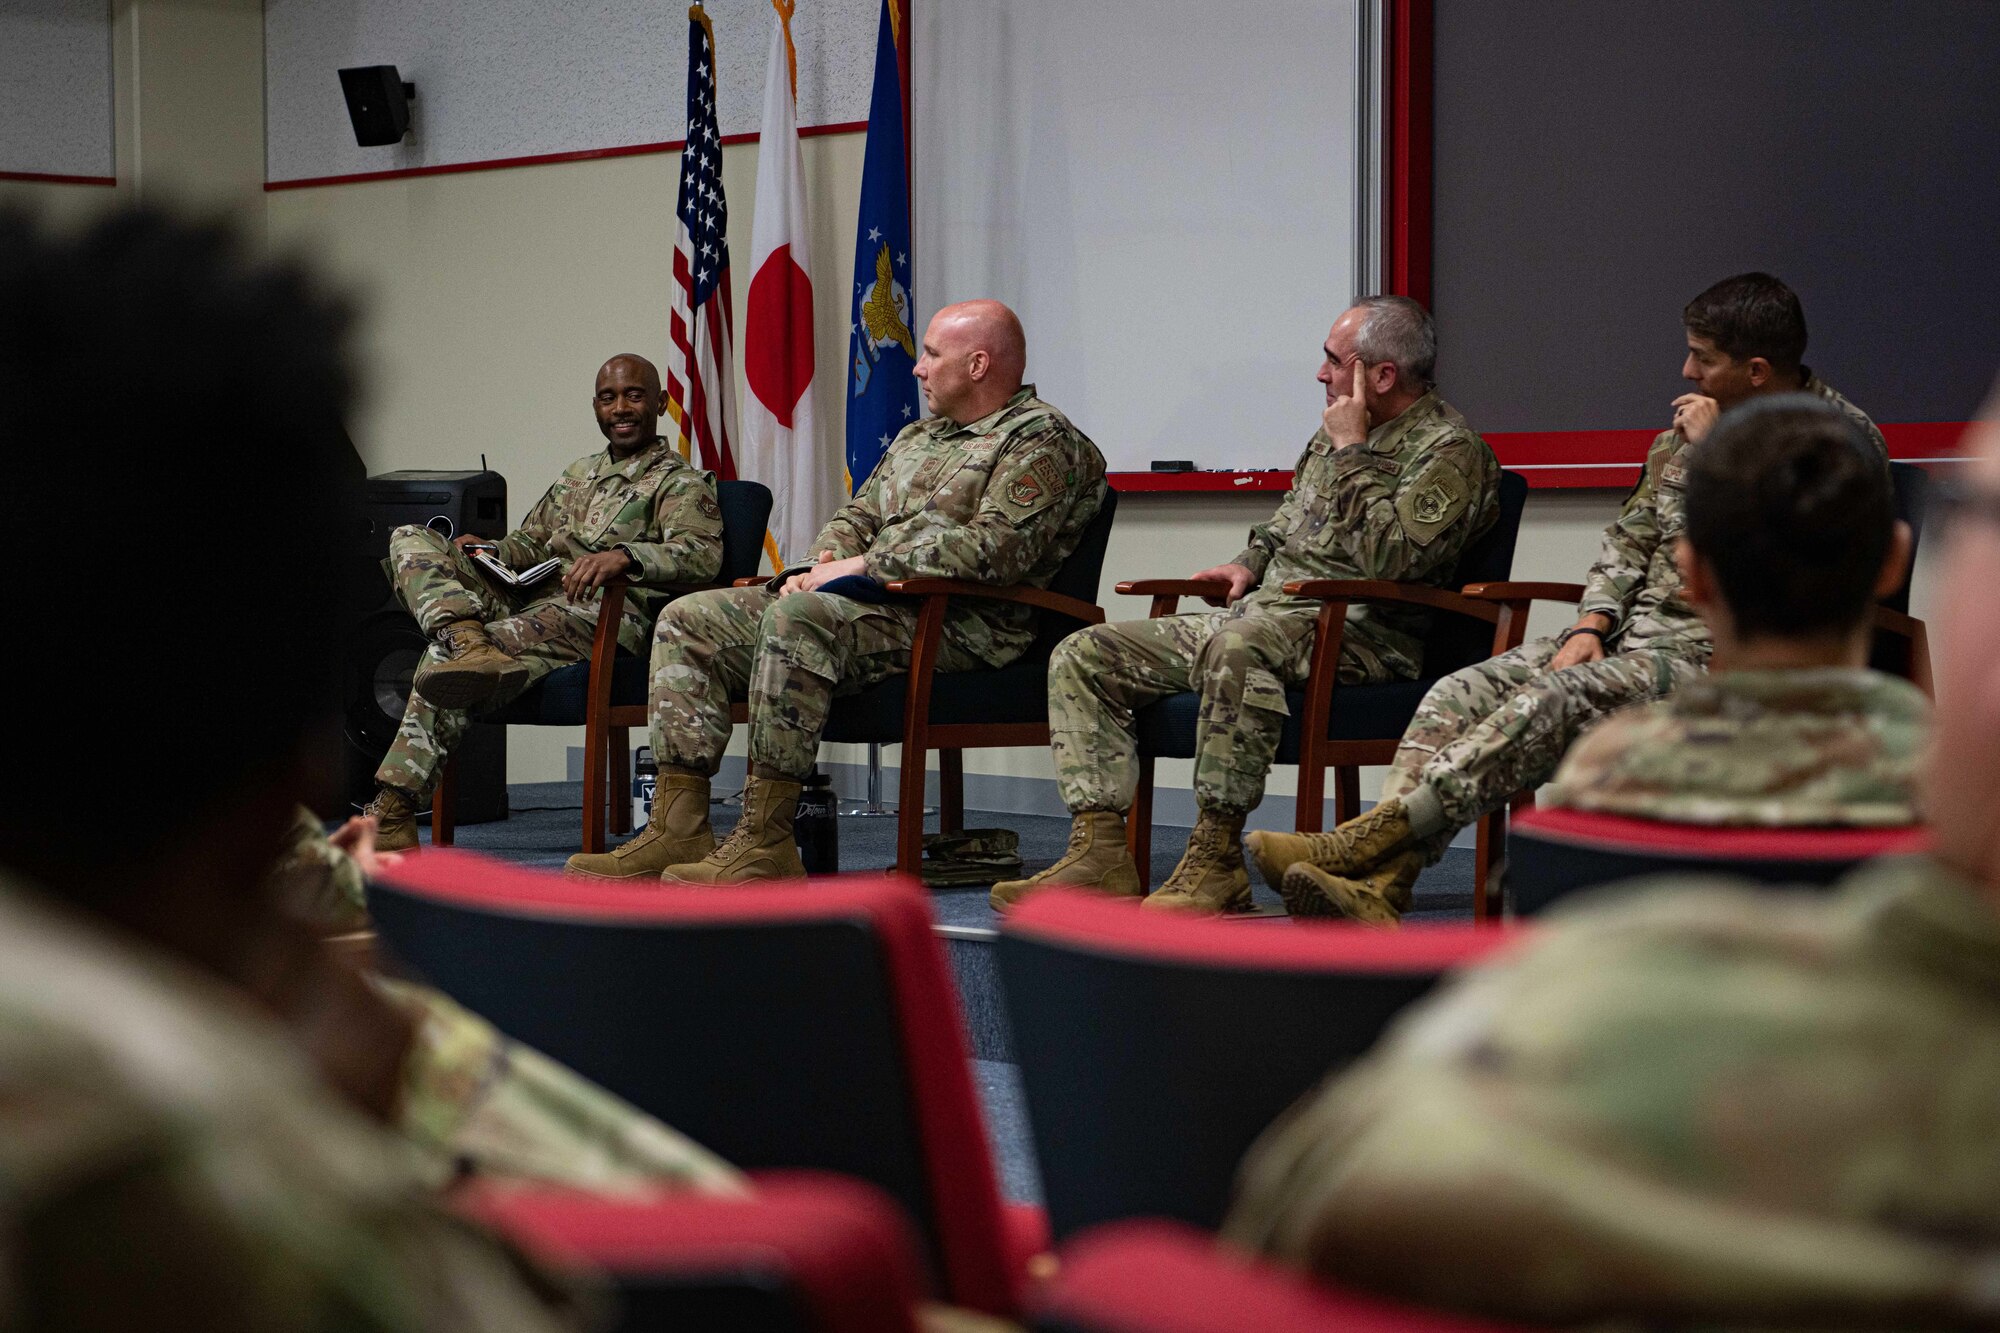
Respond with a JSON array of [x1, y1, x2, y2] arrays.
[[424, 780, 1480, 1203]]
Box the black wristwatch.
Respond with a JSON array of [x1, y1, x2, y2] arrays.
[[1555, 625, 1607, 648]]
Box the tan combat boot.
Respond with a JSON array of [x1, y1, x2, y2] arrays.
[[1142, 810, 1251, 913], [989, 811, 1144, 912], [1280, 851, 1424, 927], [1245, 798, 1414, 887], [411, 619, 529, 710], [362, 785, 420, 853], [660, 775, 807, 884], [563, 773, 716, 880]]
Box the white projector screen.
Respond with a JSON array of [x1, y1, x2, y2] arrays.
[[913, 0, 1367, 474]]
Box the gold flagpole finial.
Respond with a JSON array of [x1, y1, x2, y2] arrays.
[[772, 0, 800, 103]]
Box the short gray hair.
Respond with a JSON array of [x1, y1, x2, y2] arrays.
[[1351, 294, 1436, 390]]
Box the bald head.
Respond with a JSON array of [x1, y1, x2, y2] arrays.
[[593, 353, 668, 457], [599, 353, 661, 395], [914, 300, 1027, 424]]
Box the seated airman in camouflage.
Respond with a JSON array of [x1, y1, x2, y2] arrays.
[[1535, 397, 1925, 828], [1219, 409, 2000, 1333], [991, 296, 1500, 914], [364, 353, 725, 851], [1253, 273, 1890, 924], [565, 300, 1109, 884]]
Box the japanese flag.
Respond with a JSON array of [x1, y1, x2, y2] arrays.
[[741, 3, 841, 570]]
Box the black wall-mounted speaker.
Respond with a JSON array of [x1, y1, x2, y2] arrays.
[[344, 470, 509, 823], [338, 65, 415, 147]]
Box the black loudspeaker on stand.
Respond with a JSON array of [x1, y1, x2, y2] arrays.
[[343, 470, 509, 824]]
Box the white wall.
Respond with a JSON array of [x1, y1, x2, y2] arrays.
[[264, 0, 881, 183]]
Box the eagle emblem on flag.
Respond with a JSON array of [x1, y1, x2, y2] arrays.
[[859, 244, 915, 360]]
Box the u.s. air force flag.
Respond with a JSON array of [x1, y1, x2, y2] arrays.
[[844, 0, 917, 492]]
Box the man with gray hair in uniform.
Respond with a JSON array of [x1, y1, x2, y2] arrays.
[[992, 296, 1500, 913]]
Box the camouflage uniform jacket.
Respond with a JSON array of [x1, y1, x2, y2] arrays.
[[0, 870, 581, 1331], [1233, 392, 1500, 680], [1577, 374, 1884, 659], [1226, 855, 2000, 1330], [495, 437, 724, 625], [815, 385, 1109, 664], [1545, 666, 1929, 827]]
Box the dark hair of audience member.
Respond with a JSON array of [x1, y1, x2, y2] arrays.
[[1682, 272, 1809, 374], [0, 208, 357, 892], [1684, 395, 1893, 641]]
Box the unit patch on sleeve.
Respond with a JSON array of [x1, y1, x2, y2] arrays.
[[1395, 460, 1471, 546], [1001, 449, 1071, 521]]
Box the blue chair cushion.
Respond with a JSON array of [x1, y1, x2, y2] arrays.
[[1134, 678, 1436, 764], [482, 653, 649, 726], [823, 658, 1055, 744]]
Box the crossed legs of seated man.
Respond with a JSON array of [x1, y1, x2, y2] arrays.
[[1248, 638, 1700, 924], [563, 584, 983, 882], [369, 525, 645, 848], [990, 607, 1338, 913]]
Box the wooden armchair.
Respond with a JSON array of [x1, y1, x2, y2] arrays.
[[815, 490, 1121, 874], [430, 479, 773, 852], [1120, 472, 1530, 916]]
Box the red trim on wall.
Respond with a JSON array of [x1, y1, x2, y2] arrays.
[[1108, 420, 1973, 493], [1383, 0, 1433, 306], [0, 170, 116, 187], [263, 119, 868, 191]]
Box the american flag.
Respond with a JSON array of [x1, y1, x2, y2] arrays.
[[665, 6, 738, 478]]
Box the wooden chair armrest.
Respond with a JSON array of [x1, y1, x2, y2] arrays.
[[1280, 579, 1499, 621], [1460, 581, 1589, 605], [1114, 578, 1231, 619], [732, 576, 768, 588], [588, 579, 630, 661], [879, 577, 1105, 625], [1114, 579, 1232, 598]]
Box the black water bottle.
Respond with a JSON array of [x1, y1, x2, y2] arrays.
[[794, 768, 839, 875]]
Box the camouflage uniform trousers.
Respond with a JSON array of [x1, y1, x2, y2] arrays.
[[650, 584, 985, 778], [1381, 634, 1703, 849], [376, 525, 646, 799], [1048, 605, 1373, 815]]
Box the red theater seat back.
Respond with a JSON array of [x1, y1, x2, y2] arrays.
[[1508, 807, 1928, 917], [370, 851, 1021, 1315], [998, 890, 1520, 1241]]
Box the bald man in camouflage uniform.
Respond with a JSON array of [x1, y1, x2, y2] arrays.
[[992, 297, 1499, 914], [566, 300, 1108, 884], [365, 354, 724, 851], [1253, 273, 1888, 924]]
